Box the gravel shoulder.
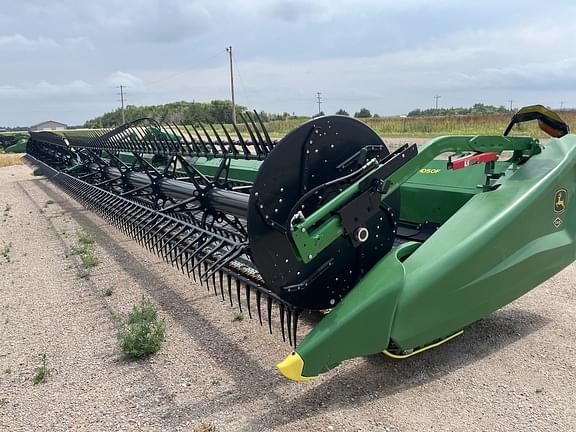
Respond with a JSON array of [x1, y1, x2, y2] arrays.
[[1, 164, 575, 432]]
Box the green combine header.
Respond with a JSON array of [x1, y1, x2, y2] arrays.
[[23, 105, 574, 381]]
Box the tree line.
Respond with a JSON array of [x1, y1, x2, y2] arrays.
[[407, 103, 510, 117], [82, 101, 516, 128]]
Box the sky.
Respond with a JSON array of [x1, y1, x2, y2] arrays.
[[1, 0, 576, 126]]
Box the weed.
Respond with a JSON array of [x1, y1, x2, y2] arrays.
[[68, 230, 99, 273], [70, 244, 89, 256], [116, 297, 166, 359], [80, 252, 99, 269], [1, 242, 12, 263], [32, 353, 53, 385], [31, 168, 41, 176], [194, 422, 217, 432], [44, 199, 54, 207], [4, 368, 11, 374], [77, 229, 95, 245], [0, 398, 7, 408], [232, 312, 244, 322], [103, 287, 114, 297]]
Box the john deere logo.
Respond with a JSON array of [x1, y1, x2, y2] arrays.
[[554, 189, 567, 213]]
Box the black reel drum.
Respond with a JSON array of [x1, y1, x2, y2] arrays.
[[247, 116, 399, 310]]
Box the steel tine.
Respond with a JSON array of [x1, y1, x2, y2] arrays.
[[191, 124, 210, 153], [267, 296, 273, 334], [231, 121, 251, 155], [279, 303, 286, 342], [204, 262, 213, 293], [182, 124, 203, 153], [236, 279, 243, 313], [287, 309, 293, 346], [219, 271, 225, 301], [199, 123, 218, 154], [247, 111, 267, 152], [256, 290, 263, 325], [253, 110, 274, 151], [239, 112, 264, 156], [292, 309, 300, 346], [219, 122, 239, 155], [208, 123, 228, 155], [201, 246, 244, 282], [227, 273, 233, 307], [245, 285, 252, 319]]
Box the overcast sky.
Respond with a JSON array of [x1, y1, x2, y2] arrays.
[[1, 0, 576, 126]]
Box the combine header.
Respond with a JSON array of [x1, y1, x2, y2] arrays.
[[24, 105, 575, 381]]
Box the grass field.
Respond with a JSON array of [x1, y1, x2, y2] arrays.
[[3, 110, 575, 141], [263, 110, 576, 138], [0, 154, 24, 167]]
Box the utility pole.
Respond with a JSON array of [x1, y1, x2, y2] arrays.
[[434, 95, 441, 110], [508, 99, 514, 112], [316, 92, 322, 114], [117, 85, 126, 124], [226, 46, 236, 125], [560, 101, 565, 111]]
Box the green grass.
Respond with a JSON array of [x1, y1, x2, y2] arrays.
[[79, 252, 99, 269], [1, 242, 12, 263], [32, 354, 54, 385], [224, 109, 576, 139], [232, 312, 244, 322], [116, 297, 166, 359], [0, 398, 7, 408], [103, 287, 114, 297], [2, 204, 11, 223], [68, 229, 99, 276], [77, 229, 96, 245], [44, 199, 54, 207]]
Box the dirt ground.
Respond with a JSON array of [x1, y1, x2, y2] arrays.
[[1, 163, 575, 432]]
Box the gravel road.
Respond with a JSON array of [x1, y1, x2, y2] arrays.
[[1, 163, 575, 432]]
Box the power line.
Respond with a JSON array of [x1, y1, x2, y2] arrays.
[[144, 49, 226, 87], [232, 51, 252, 109]]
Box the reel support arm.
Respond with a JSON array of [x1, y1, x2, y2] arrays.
[[289, 135, 540, 264]]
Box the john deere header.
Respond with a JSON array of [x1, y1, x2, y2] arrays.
[[24, 105, 575, 381]]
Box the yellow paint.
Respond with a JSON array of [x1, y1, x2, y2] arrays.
[[276, 351, 315, 382], [383, 330, 464, 359], [418, 168, 441, 174]]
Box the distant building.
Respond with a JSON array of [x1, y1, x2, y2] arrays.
[[30, 121, 67, 132]]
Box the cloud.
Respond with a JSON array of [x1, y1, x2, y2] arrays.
[[106, 71, 145, 89], [0, 34, 59, 50], [0, 80, 94, 98], [94, 0, 213, 43]]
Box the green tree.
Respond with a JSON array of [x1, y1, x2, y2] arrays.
[[335, 109, 349, 116], [354, 108, 372, 118]]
